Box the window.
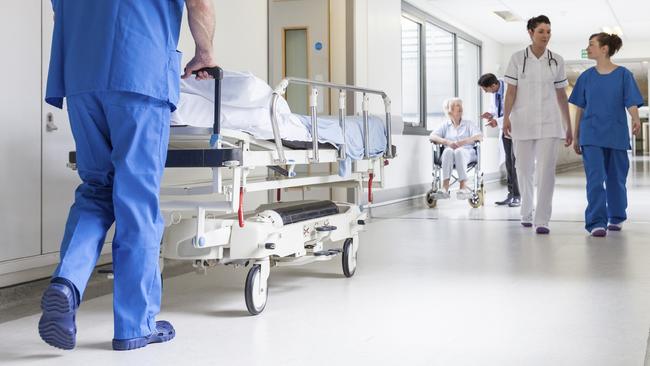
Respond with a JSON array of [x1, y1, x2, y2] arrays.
[[401, 17, 420, 125], [457, 38, 480, 128], [401, 2, 482, 134], [425, 23, 454, 130]]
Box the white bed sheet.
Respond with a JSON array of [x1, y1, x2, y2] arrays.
[[171, 70, 311, 142]]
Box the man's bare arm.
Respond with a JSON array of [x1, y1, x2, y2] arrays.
[[182, 0, 217, 79]]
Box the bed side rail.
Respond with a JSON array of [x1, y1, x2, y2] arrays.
[[271, 78, 394, 164]]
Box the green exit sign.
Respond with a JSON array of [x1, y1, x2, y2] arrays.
[[581, 49, 588, 59]]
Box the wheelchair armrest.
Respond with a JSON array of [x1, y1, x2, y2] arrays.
[[472, 140, 481, 153], [431, 142, 444, 166]]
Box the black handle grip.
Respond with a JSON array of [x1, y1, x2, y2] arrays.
[[191, 66, 222, 136], [191, 66, 223, 80]]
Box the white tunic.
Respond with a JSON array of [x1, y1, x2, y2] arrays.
[[504, 47, 568, 140]]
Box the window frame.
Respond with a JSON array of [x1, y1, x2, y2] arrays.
[[401, 2, 483, 135]]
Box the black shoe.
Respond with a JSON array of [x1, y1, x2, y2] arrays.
[[495, 196, 512, 206], [508, 197, 521, 207]]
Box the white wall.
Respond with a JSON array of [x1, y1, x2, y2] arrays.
[[177, 0, 268, 80], [354, 0, 506, 195]]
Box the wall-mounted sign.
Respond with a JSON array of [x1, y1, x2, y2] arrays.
[[315, 41, 323, 51]]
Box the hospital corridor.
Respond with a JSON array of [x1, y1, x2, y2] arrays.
[[1, 0, 650, 365]]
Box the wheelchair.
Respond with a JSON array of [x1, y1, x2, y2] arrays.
[[425, 142, 484, 209]]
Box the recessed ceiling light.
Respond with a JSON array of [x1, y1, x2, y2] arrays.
[[494, 11, 523, 22]]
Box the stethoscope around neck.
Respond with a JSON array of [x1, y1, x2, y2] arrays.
[[521, 47, 558, 77]]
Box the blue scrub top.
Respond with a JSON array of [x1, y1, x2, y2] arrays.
[[45, 0, 185, 110], [569, 66, 644, 150]]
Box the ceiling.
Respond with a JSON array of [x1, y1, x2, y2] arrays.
[[411, 0, 650, 44]]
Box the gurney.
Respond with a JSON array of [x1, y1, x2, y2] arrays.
[[68, 67, 396, 315]]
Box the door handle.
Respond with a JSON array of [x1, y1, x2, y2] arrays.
[[46, 113, 58, 132]]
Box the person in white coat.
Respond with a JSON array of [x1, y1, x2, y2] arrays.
[[479, 73, 520, 207], [502, 15, 573, 234]]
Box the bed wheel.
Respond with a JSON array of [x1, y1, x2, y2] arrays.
[[342, 238, 357, 278], [425, 190, 437, 209], [468, 189, 484, 208], [244, 264, 268, 315]]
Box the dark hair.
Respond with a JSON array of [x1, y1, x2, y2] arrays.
[[527, 15, 551, 31], [589, 32, 623, 57], [478, 73, 499, 88]]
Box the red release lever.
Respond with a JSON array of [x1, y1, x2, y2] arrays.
[[238, 187, 244, 228], [368, 172, 374, 203]]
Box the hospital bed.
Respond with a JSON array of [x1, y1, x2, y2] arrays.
[[70, 67, 396, 315]]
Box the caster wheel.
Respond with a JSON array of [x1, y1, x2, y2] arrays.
[[244, 264, 268, 315], [468, 189, 484, 208], [425, 190, 437, 208], [342, 238, 357, 278]]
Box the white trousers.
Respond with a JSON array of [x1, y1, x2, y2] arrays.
[[441, 148, 476, 182], [513, 138, 560, 226]]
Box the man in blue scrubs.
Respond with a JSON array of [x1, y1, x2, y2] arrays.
[[39, 0, 217, 351]]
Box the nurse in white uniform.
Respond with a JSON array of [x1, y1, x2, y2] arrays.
[[502, 15, 573, 234]]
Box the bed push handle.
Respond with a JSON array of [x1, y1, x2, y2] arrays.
[[192, 67, 224, 145]]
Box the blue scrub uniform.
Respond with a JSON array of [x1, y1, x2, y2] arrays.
[[45, 0, 184, 339], [568, 66, 643, 232]]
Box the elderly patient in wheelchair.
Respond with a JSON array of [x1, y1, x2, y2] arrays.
[[428, 98, 483, 201]]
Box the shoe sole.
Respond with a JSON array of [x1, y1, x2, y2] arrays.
[[38, 285, 76, 350], [536, 227, 550, 234], [521, 222, 533, 228], [591, 229, 607, 237], [607, 225, 622, 231], [113, 324, 175, 351]]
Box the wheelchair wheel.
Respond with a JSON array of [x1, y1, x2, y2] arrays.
[[425, 190, 437, 208], [468, 190, 484, 208]]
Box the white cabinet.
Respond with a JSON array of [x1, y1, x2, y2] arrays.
[[0, 1, 42, 262]]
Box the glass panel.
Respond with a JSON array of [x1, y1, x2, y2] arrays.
[[401, 16, 420, 126], [425, 23, 454, 131], [457, 38, 480, 130], [285, 29, 308, 115]]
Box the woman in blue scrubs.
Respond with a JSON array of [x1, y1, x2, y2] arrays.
[[39, 0, 217, 351], [569, 33, 643, 237]]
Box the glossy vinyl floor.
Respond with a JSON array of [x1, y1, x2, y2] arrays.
[[2, 157, 650, 366]]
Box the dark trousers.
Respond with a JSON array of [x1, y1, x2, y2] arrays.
[[503, 135, 520, 198]]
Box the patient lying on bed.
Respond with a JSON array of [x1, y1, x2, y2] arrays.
[[171, 70, 388, 175]]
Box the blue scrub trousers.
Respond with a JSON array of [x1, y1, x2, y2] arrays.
[[53, 91, 170, 339], [581, 145, 629, 232]]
